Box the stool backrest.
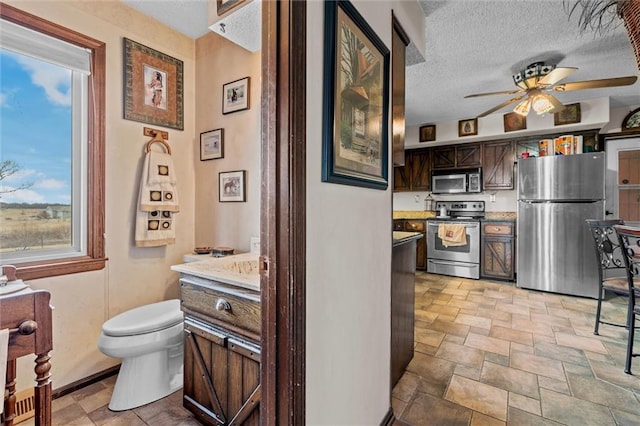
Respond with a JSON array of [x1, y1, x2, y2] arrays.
[[614, 224, 640, 297], [586, 220, 626, 283]]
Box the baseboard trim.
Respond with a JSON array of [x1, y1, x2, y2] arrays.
[[380, 407, 395, 426], [52, 365, 120, 399]]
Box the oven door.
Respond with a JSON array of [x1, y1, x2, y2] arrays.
[[427, 220, 479, 263]]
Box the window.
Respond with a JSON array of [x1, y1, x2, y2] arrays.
[[0, 4, 105, 280]]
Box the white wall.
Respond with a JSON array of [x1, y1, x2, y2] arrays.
[[7, 0, 196, 390], [306, 1, 423, 424], [394, 189, 517, 212], [406, 96, 610, 147]]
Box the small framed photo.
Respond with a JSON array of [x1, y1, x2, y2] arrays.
[[200, 128, 224, 161], [419, 124, 436, 142], [217, 0, 245, 16], [554, 103, 581, 126], [458, 118, 478, 137], [223, 77, 250, 115], [503, 112, 526, 132], [219, 170, 246, 202]]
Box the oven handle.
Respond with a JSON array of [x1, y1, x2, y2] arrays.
[[428, 259, 475, 267]]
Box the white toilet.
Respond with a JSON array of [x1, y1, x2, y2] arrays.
[[97, 299, 184, 411]]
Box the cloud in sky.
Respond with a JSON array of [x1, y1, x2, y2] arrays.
[[36, 178, 66, 190], [14, 54, 71, 106]]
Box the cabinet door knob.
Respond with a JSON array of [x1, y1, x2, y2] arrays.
[[494, 227, 500, 231], [216, 299, 231, 312]]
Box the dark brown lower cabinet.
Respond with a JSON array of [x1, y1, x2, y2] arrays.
[[391, 236, 418, 388], [480, 221, 515, 281], [394, 219, 427, 270]]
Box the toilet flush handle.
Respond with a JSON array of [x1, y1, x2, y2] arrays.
[[216, 298, 231, 312]]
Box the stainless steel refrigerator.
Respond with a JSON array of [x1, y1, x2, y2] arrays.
[[517, 152, 605, 298]]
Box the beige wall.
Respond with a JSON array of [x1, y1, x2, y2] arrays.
[[7, 0, 197, 390], [194, 33, 261, 252]]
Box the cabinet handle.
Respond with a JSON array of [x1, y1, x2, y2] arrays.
[[494, 227, 500, 231], [216, 298, 231, 312]]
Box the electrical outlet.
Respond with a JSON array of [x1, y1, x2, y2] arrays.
[[414, 195, 420, 203], [490, 194, 496, 202], [250, 237, 260, 253]]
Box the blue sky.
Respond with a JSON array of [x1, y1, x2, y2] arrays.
[[0, 50, 72, 204]]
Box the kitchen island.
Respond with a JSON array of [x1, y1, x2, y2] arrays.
[[391, 231, 423, 388], [171, 253, 260, 425]]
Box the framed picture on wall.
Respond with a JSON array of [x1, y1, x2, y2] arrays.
[[554, 103, 581, 126], [219, 170, 246, 202], [503, 112, 526, 132], [419, 124, 436, 142], [200, 128, 224, 161], [217, 0, 246, 16], [321, 0, 390, 190], [458, 118, 478, 137], [222, 77, 250, 114], [123, 38, 184, 130]]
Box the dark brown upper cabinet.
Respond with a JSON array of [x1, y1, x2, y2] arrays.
[[483, 141, 515, 190], [432, 143, 482, 169]]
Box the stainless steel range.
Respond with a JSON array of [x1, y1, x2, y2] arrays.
[[427, 201, 485, 279]]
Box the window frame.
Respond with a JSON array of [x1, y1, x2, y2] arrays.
[[0, 3, 106, 280]]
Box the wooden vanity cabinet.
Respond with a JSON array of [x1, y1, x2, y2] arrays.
[[481, 221, 515, 281], [180, 276, 261, 426], [483, 141, 515, 190]]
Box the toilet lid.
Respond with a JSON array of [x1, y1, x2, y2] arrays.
[[102, 299, 183, 336]]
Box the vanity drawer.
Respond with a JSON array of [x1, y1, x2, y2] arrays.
[[181, 278, 260, 340], [482, 222, 514, 236]]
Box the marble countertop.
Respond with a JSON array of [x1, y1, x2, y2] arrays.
[[393, 231, 423, 247], [171, 252, 259, 291]]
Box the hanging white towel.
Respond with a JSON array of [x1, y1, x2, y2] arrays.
[[0, 328, 9, 415], [138, 150, 180, 212], [135, 149, 179, 247]]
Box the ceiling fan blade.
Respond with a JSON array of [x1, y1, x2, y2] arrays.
[[537, 67, 577, 86], [476, 95, 526, 118], [464, 89, 524, 98], [552, 76, 638, 92]]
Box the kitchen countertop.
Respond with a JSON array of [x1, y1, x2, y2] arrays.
[[171, 252, 259, 291], [394, 211, 516, 221], [393, 231, 423, 247]]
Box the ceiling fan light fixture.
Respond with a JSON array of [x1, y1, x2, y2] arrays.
[[531, 93, 556, 115], [513, 98, 531, 116]]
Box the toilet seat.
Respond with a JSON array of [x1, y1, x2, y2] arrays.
[[102, 299, 182, 337]]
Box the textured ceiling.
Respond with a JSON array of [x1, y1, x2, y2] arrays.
[[123, 0, 640, 126]]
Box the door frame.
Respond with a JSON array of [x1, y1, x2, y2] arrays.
[[260, 1, 306, 424], [603, 132, 640, 219]]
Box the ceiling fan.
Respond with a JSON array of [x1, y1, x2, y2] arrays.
[[465, 62, 638, 118]]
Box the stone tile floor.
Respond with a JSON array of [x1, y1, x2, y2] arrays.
[[19, 374, 199, 426], [18, 272, 640, 425], [392, 272, 640, 426]]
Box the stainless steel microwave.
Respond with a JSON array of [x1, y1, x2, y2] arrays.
[[431, 168, 482, 194]]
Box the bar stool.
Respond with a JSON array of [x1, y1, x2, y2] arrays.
[[614, 224, 640, 375], [586, 219, 627, 335]]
